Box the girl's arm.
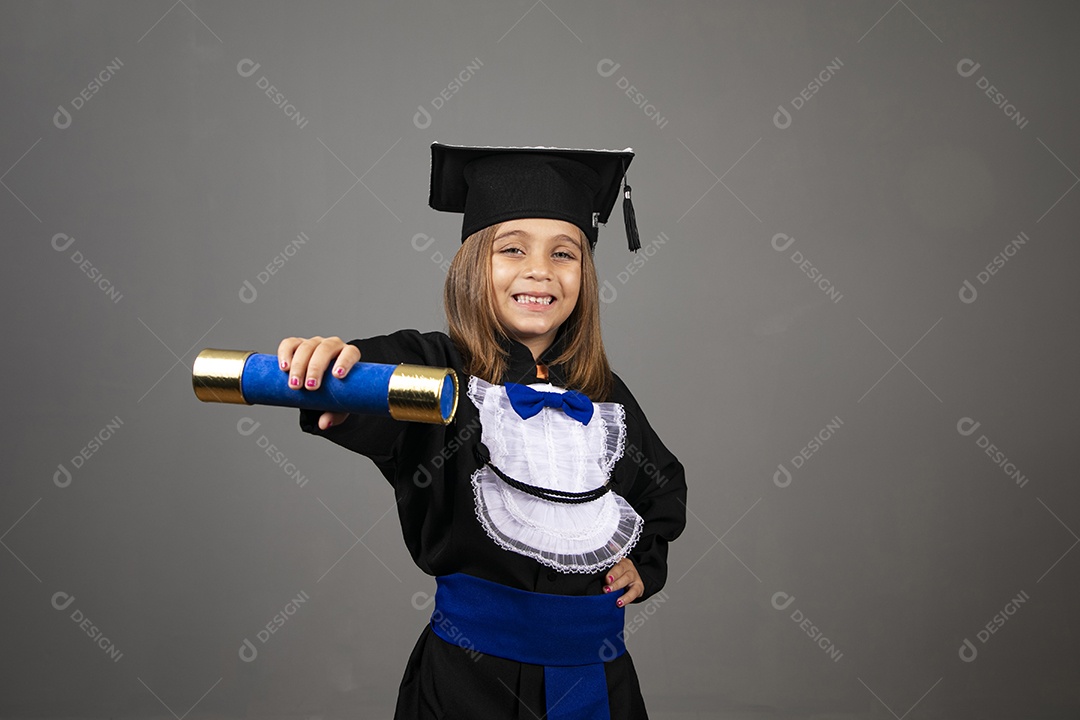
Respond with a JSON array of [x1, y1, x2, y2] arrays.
[[292, 330, 455, 465], [613, 373, 689, 604]]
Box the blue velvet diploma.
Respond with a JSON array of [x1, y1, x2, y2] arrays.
[[192, 349, 458, 425]]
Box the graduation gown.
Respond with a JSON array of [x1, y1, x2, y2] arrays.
[[298, 329, 688, 719]]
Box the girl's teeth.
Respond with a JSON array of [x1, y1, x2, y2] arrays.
[[515, 295, 552, 305]]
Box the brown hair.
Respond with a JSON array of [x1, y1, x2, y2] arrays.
[[444, 222, 614, 401]]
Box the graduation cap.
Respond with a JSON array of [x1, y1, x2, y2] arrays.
[[428, 143, 641, 252]]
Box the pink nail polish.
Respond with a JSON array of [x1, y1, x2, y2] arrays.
[[335, 367, 345, 376], [607, 575, 613, 583], [616, 599, 623, 607], [603, 586, 610, 593], [306, 378, 316, 388], [290, 377, 299, 387], [281, 361, 288, 370]]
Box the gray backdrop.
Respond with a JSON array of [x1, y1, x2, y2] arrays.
[[3, 1, 1078, 718]]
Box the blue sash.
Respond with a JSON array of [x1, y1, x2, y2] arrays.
[[430, 572, 626, 720]]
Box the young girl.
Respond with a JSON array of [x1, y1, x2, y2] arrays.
[[280, 144, 687, 719]]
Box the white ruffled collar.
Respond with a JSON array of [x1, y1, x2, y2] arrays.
[[466, 376, 643, 574]]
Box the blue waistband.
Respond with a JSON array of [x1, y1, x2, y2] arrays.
[[430, 572, 626, 720]]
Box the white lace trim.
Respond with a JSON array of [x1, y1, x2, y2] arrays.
[[470, 466, 644, 573], [466, 376, 643, 573]]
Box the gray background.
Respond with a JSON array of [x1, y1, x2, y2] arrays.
[[2, 1, 1077, 718]]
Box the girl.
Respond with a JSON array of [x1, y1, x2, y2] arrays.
[[280, 144, 687, 719]]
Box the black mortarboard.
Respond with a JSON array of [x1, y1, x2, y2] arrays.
[[428, 143, 640, 251]]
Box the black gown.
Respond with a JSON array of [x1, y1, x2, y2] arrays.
[[298, 329, 688, 720]]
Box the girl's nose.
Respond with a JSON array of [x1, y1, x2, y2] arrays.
[[524, 257, 554, 280]]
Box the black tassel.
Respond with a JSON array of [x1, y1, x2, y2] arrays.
[[622, 183, 641, 252]]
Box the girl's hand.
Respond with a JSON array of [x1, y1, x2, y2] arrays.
[[277, 336, 361, 431], [603, 557, 644, 607]]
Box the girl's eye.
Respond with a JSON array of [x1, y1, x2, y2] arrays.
[[500, 247, 524, 255], [553, 251, 575, 260]]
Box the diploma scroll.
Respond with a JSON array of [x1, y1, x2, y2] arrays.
[[192, 349, 458, 425]]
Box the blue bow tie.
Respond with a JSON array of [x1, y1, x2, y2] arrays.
[[504, 383, 594, 425]]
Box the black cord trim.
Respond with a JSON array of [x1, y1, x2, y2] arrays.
[[473, 442, 610, 505]]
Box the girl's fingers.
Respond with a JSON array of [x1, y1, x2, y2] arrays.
[[330, 343, 362, 379], [289, 338, 321, 389], [318, 411, 349, 430], [276, 337, 358, 427], [278, 337, 358, 389], [606, 558, 635, 587], [307, 337, 363, 389], [618, 582, 642, 606], [277, 337, 304, 372], [306, 337, 345, 390], [603, 558, 644, 605]]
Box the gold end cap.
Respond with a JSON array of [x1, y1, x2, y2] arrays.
[[192, 348, 253, 404], [387, 364, 458, 425]]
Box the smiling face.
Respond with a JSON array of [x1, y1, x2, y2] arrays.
[[490, 217, 584, 360]]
